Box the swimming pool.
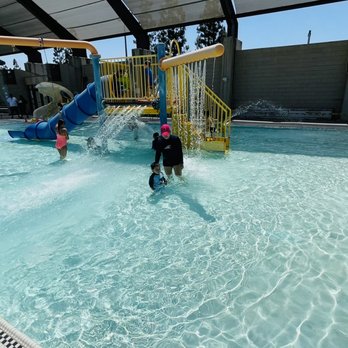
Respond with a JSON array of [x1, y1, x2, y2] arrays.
[[1, 120, 348, 347]]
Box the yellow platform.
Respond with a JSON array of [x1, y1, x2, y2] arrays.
[[201, 137, 230, 153], [104, 104, 171, 116]]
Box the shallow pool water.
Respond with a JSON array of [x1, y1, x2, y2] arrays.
[[1, 120, 348, 347]]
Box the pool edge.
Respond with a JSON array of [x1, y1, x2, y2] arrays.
[[0, 317, 41, 348]]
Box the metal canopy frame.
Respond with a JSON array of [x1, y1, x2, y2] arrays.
[[0, 0, 347, 61], [17, 0, 86, 57], [220, 0, 238, 37], [0, 25, 42, 62], [106, 0, 149, 49], [235, 0, 347, 18]]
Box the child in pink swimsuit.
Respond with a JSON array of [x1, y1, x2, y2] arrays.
[[56, 119, 69, 159]]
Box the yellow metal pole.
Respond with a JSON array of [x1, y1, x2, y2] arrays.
[[0, 35, 98, 55], [160, 43, 224, 70]]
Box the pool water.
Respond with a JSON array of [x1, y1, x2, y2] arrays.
[[1, 120, 348, 347]]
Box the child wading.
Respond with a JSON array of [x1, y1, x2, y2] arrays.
[[149, 162, 167, 191], [56, 119, 69, 160]]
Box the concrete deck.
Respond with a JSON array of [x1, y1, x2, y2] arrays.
[[232, 119, 348, 130]]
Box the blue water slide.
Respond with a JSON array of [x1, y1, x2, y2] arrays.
[[8, 82, 97, 140]]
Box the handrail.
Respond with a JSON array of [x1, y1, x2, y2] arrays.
[[100, 54, 158, 101], [168, 63, 231, 142], [169, 39, 181, 56], [182, 65, 230, 112], [182, 64, 232, 136], [0, 35, 99, 55]]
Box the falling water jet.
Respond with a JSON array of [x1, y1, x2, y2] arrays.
[[96, 106, 145, 146], [233, 100, 290, 121], [188, 60, 207, 147]]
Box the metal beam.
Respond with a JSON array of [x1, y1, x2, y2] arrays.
[[220, 0, 238, 38], [0, 26, 42, 63], [106, 0, 150, 49], [16, 0, 86, 57], [236, 0, 347, 18]]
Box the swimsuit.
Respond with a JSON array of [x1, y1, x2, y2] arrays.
[[155, 135, 183, 167], [56, 133, 67, 149], [149, 172, 167, 190]]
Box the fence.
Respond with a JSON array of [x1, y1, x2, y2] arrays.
[[100, 54, 158, 102], [100, 54, 232, 151]]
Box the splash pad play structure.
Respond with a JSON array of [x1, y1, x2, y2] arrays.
[[1, 35, 231, 152], [2, 37, 348, 348]]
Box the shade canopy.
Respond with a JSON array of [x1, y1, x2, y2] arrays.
[[234, 0, 346, 17], [0, 0, 345, 57]]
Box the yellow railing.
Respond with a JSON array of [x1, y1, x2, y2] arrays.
[[100, 53, 232, 151], [168, 64, 231, 148], [100, 55, 231, 139], [100, 54, 158, 102], [203, 83, 232, 139]]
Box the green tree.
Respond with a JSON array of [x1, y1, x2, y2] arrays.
[[53, 48, 72, 64], [0, 59, 8, 70], [149, 27, 189, 55], [195, 21, 226, 49]]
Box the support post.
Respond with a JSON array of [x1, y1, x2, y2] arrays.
[[91, 54, 107, 151], [341, 73, 348, 121], [91, 54, 103, 120], [157, 43, 167, 125]]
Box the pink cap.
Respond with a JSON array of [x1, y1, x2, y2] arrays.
[[161, 124, 171, 137]]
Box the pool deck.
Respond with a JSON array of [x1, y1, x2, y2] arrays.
[[0, 317, 40, 348], [232, 119, 348, 130]]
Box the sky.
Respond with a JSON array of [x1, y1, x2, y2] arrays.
[[1, 1, 348, 69]]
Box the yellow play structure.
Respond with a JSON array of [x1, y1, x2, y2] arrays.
[[100, 41, 232, 152], [0, 35, 232, 152]]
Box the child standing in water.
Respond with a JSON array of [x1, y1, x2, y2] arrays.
[[149, 162, 167, 191], [152, 132, 159, 150], [56, 119, 69, 160]]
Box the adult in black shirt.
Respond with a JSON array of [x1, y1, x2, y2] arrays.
[[155, 124, 184, 177]]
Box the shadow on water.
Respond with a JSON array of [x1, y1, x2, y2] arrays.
[[8, 135, 156, 167], [48, 158, 74, 166], [148, 185, 216, 223], [9, 138, 87, 153], [93, 143, 155, 166], [231, 125, 348, 158], [0, 171, 29, 178]]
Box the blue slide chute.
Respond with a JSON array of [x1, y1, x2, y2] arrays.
[[8, 82, 97, 140]]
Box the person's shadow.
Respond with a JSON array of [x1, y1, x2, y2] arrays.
[[148, 185, 216, 223]]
